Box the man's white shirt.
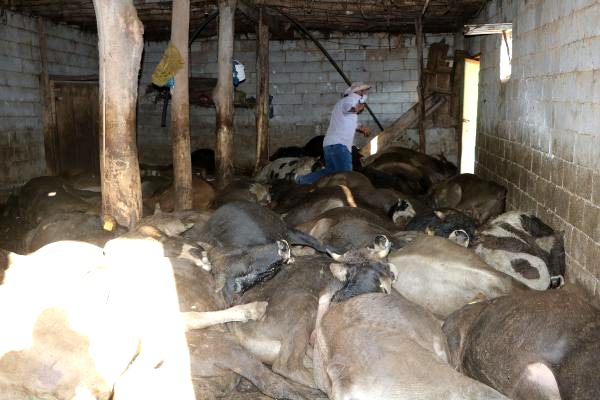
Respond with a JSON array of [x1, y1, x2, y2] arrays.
[[323, 93, 361, 151]]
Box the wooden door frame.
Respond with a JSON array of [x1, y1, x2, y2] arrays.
[[44, 75, 98, 175]]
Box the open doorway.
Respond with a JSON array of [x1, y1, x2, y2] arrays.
[[460, 58, 480, 173]]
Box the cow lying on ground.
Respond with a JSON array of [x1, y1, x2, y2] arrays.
[[427, 173, 506, 225], [0, 230, 322, 400], [443, 288, 600, 400], [389, 234, 528, 317], [311, 235, 509, 400], [255, 157, 321, 183], [472, 211, 565, 290]]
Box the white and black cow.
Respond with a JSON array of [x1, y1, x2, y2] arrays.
[[255, 157, 321, 183], [472, 211, 565, 290]]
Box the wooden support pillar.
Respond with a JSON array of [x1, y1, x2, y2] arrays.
[[92, 0, 143, 229], [214, 0, 237, 188], [415, 16, 426, 153], [170, 0, 193, 210], [37, 18, 57, 175], [254, 7, 270, 173]]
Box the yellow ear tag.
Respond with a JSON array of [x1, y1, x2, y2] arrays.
[[102, 216, 115, 232]]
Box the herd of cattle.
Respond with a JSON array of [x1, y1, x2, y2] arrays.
[[0, 136, 598, 400]]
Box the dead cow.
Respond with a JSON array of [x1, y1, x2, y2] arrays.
[[0, 241, 196, 400], [428, 173, 506, 225], [389, 234, 528, 317], [472, 211, 565, 290], [443, 288, 600, 400], [255, 157, 321, 183], [311, 236, 509, 400]]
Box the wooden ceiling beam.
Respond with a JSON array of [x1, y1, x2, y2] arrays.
[[6, 0, 488, 39], [236, 0, 292, 38], [464, 23, 513, 35]]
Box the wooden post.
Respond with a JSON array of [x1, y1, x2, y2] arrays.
[[254, 6, 270, 172], [415, 16, 426, 153], [37, 18, 58, 175], [214, 0, 237, 188], [170, 0, 193, 210], [92, 0, 143, 229]]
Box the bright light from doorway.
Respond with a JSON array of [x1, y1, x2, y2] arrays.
[[369, 136, 378, 155], [461, 58, 480, 174], [500, 29, 512, 82]]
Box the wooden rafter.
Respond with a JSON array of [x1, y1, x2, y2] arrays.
[[6, 0, 489, 40], [464, 23, 513, 35]]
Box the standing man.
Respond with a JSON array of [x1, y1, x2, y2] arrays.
[[295, 82, 371, 184]]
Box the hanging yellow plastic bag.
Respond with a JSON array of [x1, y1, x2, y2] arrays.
[[151, 42, 185, 87]]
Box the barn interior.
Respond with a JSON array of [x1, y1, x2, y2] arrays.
[[1, 0, 599, 399]]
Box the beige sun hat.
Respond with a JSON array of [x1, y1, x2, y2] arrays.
[[344, 82, 372, 95]]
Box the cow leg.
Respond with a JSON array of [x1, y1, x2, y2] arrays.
[[200, 334, 326, 400], [272, 321, 317, 388], [183, 301, 268, 330]]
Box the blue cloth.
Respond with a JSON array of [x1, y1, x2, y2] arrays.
[[296, 144, 352, 185]]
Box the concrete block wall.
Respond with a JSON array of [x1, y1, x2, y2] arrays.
[[469, 0, 600, 302], [138, 31, 457, 169], [0, 11, 98, 201]]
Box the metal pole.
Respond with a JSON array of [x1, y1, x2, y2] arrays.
[[276, 9, 384, 131]]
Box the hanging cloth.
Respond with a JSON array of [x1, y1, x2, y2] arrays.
[[151, 42, 185, 87]]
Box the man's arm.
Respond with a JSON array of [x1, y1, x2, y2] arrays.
[[356, 123, 370, 137], [348, 103, 366, 113]]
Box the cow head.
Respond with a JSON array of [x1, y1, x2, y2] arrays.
[[249, 183, 271, 206], [211, 240, 292, 304], [407, 208, 477, 241], [389, 199, 416, 227], [326, 235, 398, 303]]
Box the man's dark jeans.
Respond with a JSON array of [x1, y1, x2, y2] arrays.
[[296, 144, 352, 185]]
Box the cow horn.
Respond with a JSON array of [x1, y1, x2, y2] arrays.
[[326, 248, 344, 262]]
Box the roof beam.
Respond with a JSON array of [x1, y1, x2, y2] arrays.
[[422, 0, 431, 15], [236, 0, 291, 38], [464, 23, 513, 35]]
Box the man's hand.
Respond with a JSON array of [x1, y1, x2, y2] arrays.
[[354, 103, 366, 113], [357, 124, 370, 137]]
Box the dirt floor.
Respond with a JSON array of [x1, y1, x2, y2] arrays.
[[0, 195, 32, 254]]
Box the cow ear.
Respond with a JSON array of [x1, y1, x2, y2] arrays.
[[449, 230, 470, 247], [326, 248, 344, 262], [371, 235, 391, 258], [329, 263, 348, 281], [276, 240, 291, 258]]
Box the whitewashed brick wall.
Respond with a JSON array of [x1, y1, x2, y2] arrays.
[[137, 32, 456, 169], [469, 0, 600, 303], [0, 11, 98, 201]]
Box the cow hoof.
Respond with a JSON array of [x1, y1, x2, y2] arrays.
[[197, 250, 212, 271]]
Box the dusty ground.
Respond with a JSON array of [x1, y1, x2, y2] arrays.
[[0, 195, 32, 254]]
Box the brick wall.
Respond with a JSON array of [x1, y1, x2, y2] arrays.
[[468, 0, 600, 302], [0, 11, 98, 201], [138, 32, 457, 169]]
